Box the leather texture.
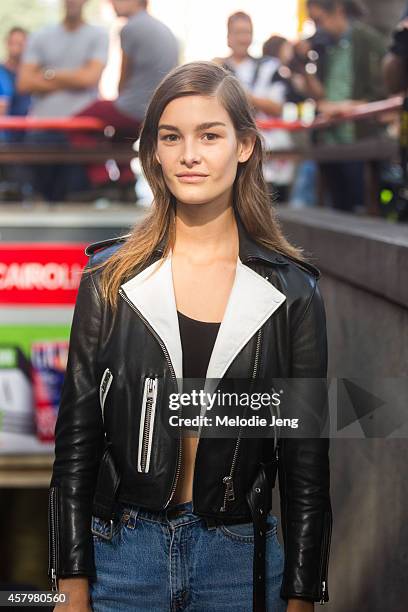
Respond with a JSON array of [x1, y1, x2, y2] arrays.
[[48, 213, 332, 608]]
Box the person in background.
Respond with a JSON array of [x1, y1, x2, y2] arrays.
[[0, 27, 31, 201], [382, 3, 408, 94], [0, 27, 31, 137], [74, 0, 179, 191], [16, 0, 109, 202], [214, 14, 295, 202], [213, 12, 282, 118], [262, 35, 309, 105], [306, 0, 386, 213]]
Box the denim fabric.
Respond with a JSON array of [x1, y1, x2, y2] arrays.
[[89, 500, 287, 611]]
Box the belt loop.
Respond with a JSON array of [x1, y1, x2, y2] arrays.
[[204, 516, 219, 531], [124, 507, 139, 530]]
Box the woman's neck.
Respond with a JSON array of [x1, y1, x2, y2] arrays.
[[173, 205, 239, 265]]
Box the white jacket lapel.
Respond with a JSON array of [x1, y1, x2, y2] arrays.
[[120, 252, 286, 392], [120, 254, 183, 385]]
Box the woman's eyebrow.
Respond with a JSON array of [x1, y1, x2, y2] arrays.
[[158, 121, 227, 132], [195, 122, 227, 130]]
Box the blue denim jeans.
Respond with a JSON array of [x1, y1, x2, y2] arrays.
[[89, 500, 287, 611]]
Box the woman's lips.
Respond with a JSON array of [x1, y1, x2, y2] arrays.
[[176, 174, 209, 183]]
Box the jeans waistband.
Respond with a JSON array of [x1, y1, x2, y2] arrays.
[[117, 500, 220, 530]]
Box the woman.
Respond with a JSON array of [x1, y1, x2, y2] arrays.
[[306, 0, 386, 212], [49, 61, 332, 612]]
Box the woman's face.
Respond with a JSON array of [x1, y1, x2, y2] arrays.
[[155, 94, 254, 207]]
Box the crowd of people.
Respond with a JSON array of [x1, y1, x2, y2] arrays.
[[0, 0, 406, 211]]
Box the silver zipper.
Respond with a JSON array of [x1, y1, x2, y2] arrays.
[[138, 377, 159, 473], [119, 288, 181, 507], [318, 510, 332, 604], [48, 486, 59, 592], [319, 581, 326, 605], [99, 368, 113, 424], [219, 325, 263, 512]]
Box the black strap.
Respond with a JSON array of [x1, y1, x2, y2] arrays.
[[250, 57, 264, 89], [246, 458, 279, 612]]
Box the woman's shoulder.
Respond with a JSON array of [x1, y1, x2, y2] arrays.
[[275, 252, 321, 282], [252, 239, 321, 284], [85, 234, 131, 265], [259, 248, 323, 315]]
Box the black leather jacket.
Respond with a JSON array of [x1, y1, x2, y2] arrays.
[[48, 215, 332, 610]]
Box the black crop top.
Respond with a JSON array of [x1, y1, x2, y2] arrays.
[[177, 310, 221, 379]]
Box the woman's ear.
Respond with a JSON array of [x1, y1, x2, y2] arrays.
[[155, 150, 161, 165], [237, 134, 256, 163]]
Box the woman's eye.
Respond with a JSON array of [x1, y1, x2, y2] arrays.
[[160, 134, 179, 142], [202, 133, 219, 141]]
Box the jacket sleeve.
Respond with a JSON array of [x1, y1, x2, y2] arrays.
[[278, 279, 332, 604], [48, 261, 105, 590]]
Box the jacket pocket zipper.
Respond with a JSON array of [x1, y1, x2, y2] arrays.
[[48, 485, 59, 592], [119, 288, 180, 506], [137, 376, 159, 473], [99, 368, 113, 424], [220, 326, 263, 512], [318, 509, 332, 604]]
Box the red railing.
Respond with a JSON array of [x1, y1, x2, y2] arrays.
[[257, 95, 403, 131], [0, 116, 104, 131], [0, 95, 402, 133]]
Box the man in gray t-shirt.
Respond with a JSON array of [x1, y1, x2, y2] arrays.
[[74, 0, 179, 188], [77, 0, 178, 126], [114, 0, 179, 121], [16, 0, 108, 201], [18, 1, 108, 117]]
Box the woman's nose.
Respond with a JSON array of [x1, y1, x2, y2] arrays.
[[180, 140, 201, 166]]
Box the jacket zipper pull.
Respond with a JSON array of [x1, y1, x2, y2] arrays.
[[223, 475, 235, 502], [51, 568, 58, 592], [319, 580, 326, 604]]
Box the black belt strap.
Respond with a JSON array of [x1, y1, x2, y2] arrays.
[[246, 459, 278, 612]]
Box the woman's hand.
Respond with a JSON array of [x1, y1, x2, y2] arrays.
[[287, 598, 314, 611], [53, 577, 91, 611]]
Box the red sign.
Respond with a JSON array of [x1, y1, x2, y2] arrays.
[[0, 243, 88, 305]]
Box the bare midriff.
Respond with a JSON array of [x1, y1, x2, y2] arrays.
[[171, 435, 200, 504]]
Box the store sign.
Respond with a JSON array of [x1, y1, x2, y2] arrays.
[[0, 243, 88, 305]]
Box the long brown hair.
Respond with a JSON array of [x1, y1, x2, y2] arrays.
[[86, 60, 306, 310]]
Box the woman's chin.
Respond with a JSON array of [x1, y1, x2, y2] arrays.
[[175, 191, 219, 206]]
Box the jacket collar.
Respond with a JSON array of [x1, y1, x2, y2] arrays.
[[120, 233, 287, 395]]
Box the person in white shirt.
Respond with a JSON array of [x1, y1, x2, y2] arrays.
[[213, 12, 295, 202]]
